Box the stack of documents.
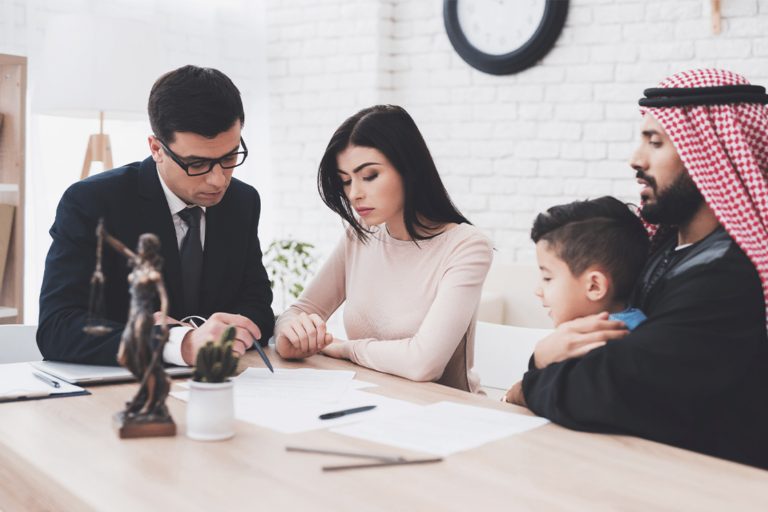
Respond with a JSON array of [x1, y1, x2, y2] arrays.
[[171, 369, 550, 455], [0, 363, 89, 403]]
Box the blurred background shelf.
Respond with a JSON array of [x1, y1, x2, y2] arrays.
[[0, 53, 26, 324], [0, 307, 18, 318]]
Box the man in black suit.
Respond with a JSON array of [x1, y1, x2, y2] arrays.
[[38, 65, 274, 366]]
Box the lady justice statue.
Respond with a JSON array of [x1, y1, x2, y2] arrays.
[[87, 219, 176, 438]]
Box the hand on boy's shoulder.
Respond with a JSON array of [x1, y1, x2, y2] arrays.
[[533, 312, 630, 369]]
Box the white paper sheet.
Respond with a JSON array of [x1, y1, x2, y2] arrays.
[[233, 368, 356, 403], [0, 363, 86, 400], [175, 378, 377, 391], [349, 380, 377, 390], [170, 377, 416, 434], [234, 389, 419, 434], [331, 401, 550, 456]]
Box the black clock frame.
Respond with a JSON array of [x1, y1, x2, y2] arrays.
[[444, 0, 569, 76]]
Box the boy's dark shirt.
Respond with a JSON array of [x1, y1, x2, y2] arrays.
[[522, 227, 768, 469]]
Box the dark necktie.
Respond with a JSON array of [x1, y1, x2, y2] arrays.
[[177, 206, 204, 315]]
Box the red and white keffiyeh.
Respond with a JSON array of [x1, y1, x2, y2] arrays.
[[640, 69, 768, 330]]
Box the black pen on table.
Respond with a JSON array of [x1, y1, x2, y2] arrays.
[[319, 405, 376, 420], [251, 335, 274, 373], [227, 314, 273, 373], [33, 372, 60, 388]]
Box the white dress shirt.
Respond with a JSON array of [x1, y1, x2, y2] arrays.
[[157, 168, 207, 366]]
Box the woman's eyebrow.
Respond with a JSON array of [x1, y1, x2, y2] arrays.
[[336, 162, 380, 175]]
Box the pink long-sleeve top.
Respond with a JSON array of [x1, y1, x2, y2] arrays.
[[275, 223, 493, 394]]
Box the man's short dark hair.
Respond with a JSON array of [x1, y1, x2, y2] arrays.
[[148, 65, 245, 144], [531, 196, 650, 301]]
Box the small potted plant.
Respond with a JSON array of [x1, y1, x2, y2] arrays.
[[186, 326, 240, 441]]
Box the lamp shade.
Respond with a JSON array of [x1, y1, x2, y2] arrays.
[[34, 15, 166, 120]]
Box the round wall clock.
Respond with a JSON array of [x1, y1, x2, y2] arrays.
[[444, 0, 569, 76]]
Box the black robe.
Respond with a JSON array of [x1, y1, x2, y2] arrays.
[[522, 227, 768, 470]]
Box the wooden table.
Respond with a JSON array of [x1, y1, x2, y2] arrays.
[[1, 348, 766, 512]]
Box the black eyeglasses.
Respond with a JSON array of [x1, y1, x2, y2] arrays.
[[157, 137, 248, 176]]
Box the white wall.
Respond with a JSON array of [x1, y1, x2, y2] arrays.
[[266, 0, 768, 264], [0, 0, 25, 55]]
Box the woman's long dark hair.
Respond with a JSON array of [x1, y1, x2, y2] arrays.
[[318, 105, 470, 243]]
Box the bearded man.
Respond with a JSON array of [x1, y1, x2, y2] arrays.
[[505, 69, 768, 470]]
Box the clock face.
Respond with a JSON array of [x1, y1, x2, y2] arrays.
[[444, 0, 569, 75], [457, 0, 547, 56]]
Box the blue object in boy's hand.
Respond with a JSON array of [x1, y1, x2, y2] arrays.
[[609, 308, 647, 331]]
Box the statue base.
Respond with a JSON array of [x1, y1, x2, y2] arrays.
[[113, 410, 176, 439]]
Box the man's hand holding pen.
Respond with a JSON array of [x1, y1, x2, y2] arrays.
[[178, 312, 259, 365]]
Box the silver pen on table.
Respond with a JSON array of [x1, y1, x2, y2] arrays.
[[33, 372, 60, 388], [322, 458, 444, 472], [286, 446, 405, 462]]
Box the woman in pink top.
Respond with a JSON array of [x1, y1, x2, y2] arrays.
[[275, 105, 493, 393]]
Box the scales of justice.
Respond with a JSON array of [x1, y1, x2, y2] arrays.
[[86, 219, 176, 438]]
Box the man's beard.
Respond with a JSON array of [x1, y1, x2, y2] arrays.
[[639, 169, 705, 226]]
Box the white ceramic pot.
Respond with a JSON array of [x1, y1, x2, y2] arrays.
[[186, 380, 235, 441]]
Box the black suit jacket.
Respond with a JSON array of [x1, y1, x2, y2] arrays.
[[37, 156, 274, 365]]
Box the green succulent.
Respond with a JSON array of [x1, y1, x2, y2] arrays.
[[192, 325, 240, 383]]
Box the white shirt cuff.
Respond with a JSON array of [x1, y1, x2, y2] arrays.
[[163, 326, 193, 366]]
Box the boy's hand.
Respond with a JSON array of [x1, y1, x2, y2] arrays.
[[533, 312, 629, 369], [502, 381, 527, 407]]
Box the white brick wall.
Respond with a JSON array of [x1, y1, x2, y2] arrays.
[[266, 0, 398, 250], [267, 0, 768, 266]]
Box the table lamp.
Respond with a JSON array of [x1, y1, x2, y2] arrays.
[[34, 15, 165, 180]]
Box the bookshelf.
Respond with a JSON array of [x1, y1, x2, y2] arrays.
[[0, 54, 26, 323]]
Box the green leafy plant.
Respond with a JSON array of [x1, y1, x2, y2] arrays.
[[192, 326, 240, 383], [263, 239, 317, 312]]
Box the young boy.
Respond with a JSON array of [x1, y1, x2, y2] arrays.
[[531, 196, 650, 330]]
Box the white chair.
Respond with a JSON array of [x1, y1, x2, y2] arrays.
[[0, 325, 42, 364], [478, 262, 554, 329], [474, 321, 554, 399]]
